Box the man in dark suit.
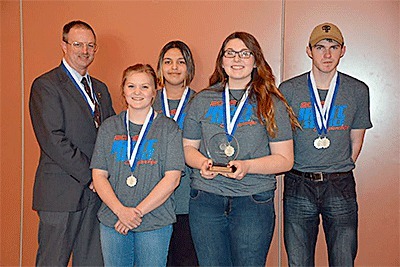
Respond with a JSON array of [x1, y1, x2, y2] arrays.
[[29, 20, 115, 266]]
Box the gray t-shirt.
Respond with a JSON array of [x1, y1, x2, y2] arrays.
[[279, 71, 372, 173], [90, 111, 185, 231], [153, 88, 195, 214], [183, 87, 293, 196]]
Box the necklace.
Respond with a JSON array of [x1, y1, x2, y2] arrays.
[[229, 89, 246, 106]]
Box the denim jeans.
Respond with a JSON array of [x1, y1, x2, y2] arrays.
[[100, 223, 172, 267], [283, 171, 358, 267], [189, 189, 275, 267]]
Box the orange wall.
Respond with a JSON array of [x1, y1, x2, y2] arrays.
[[1, 1, 399, 266], [1, 1, 23, 265]]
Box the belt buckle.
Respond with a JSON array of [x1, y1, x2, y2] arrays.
[[312, 172, 324, 182]]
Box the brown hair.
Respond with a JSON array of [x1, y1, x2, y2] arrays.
[[62, 20, 96, 43], [209, 32, 300, 137], [120, 64, 157, 108]]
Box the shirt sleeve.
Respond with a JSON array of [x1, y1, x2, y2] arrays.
[[164, 120, 185, 172], [269, 97, 293, 142], [183, 95, 202, 140], [352, 82, 373, 129], [278, 80, 294, 106]]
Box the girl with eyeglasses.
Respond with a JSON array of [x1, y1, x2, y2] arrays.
[[182, 32, 300, 266], [153, 40, 198, 266]]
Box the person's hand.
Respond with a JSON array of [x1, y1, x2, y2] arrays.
[[114, 220, 130, 235], [220, 160, 249, 180], [89, 182, 96, 193], [199, 159, 218, 179], [115, 206, 143, 230]]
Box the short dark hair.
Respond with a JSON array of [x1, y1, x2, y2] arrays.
[[62, 20, 96, 42]]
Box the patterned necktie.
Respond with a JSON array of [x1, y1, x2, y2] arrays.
[[81, 77, 101, 128]]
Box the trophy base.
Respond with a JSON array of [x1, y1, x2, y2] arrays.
[[209, 164, 237, 173]]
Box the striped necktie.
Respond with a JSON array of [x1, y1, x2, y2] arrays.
[[81, 77, 101, 128]]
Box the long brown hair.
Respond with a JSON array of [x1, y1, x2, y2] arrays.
[[209, 32, 300, 137]]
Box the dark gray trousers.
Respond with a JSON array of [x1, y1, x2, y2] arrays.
[[36, 193, 103, 266]]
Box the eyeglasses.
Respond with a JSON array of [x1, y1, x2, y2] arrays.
[[64, 41, 97, 52], [223, 49, 253, 59]]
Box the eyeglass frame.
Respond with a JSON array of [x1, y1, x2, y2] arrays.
[[223, 49, 253, 59], [64, 41, 98, 52]]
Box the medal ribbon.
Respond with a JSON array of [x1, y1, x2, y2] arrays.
[[61, 63, 98, 115], [161, 87, 190, 123], [223, 84, 249, 141], [126, 107, 154, 172], [308, 71, 340, 136]]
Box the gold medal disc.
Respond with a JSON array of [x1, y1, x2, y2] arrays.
[[314, 137, 322, 149], [224, 145, 235, 157], [126, 175, 137, 187]]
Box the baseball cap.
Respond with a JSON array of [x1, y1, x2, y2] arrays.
[[309, 22, 344, 46]]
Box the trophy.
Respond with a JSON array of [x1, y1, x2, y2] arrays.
[[206, 132, 239, 173]]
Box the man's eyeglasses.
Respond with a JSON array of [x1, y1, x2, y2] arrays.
[[64, 41, 98, 52], [223, 49, 253, 59]]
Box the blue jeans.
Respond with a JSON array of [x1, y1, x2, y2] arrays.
[[100, 223, 172, 267], [189, 189, 275, 267], [284, 171, 358, 267]]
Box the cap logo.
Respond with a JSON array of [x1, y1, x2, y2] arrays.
[[322, 25, 331, 33]]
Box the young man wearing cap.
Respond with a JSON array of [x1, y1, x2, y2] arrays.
[[279, 22, 372, 266]]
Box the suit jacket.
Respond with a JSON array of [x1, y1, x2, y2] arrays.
[[29, 63, 115, 212]]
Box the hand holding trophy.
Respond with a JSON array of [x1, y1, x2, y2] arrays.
[[206, 132, 239, 173], [204, 84, 247, 173]]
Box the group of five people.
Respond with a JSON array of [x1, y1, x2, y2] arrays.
[[29, 20, 371, 266]]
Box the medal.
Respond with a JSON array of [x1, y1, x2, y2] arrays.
[[126, 175, 137, 187], [221, 84, 249, 157], [314, 137, 325, 149], [308, 71, 339, 150], [224, 145, 235, 157], [313, 136, 330, 149], [314, 137, 322, 149], [320, 136, 330, 148], [126, 108, 154, 188]]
